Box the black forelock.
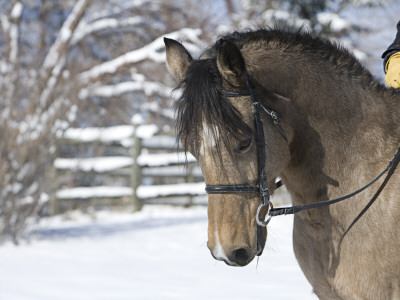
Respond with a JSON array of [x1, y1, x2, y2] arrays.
[[175, 58, 252, 158]]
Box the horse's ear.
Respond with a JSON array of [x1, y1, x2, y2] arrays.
[[216, 39, 246, 85], [164, 38, 193, 80]]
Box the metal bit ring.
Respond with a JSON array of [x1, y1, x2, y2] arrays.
[[256, 203, 273, 227]]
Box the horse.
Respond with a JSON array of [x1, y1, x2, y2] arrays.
[[164, 28, 400, 299]]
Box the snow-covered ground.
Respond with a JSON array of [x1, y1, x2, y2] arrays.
[[0, 205, 317, 300]]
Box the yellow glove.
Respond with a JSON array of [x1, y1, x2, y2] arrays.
[[385, 52, 400, 88]]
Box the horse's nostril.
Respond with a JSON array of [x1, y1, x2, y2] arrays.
[[230, 247, 252, 266]]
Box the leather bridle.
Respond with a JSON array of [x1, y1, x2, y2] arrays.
[[205, 74, 400, 232], [205, 75, 286, 227]]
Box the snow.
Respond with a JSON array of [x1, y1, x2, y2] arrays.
[[137, 182, 206, 198], [56, 183, 206, 200], [62, 124, 158, 144], [54, 156, 133, 173], [81, 80, 172, 99], [54, 152, 196, 172], [0, 14, 10, 33], [142, 165, 202, 177], [142, 135, 178, 150], [131, 113, 143, 125], [138, 152, 196, 167], [67, 104, 78, 123], [10, 2, 23, 20], [9, 17, 19, 65], [317, 12, 350, 32], [63, 126, 131, 143], [57, 186, 132, 199], [261, 10, 311, 30], [135, 125, 159, 140], [141, 101, 177, 120], [0, 205, 316, 300], [59, 27, 72, 42], [41, 0, 88, 74], [71, 16, 165, 45]]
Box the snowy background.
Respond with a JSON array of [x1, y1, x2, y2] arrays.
[[1, 205, 317, 300], [1, 0, 400, 299]]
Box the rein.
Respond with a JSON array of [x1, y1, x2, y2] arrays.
[[205, 74, 400, 227]]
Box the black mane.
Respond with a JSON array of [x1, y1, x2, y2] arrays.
[[175, 58, 252, 157]]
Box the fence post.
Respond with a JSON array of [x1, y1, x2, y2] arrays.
[[131, 115, 143, 212], [185, 164, 194, 207], [49, 160, 58, 215]]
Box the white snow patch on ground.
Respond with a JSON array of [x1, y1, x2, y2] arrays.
[[0, 205, 316, 300]]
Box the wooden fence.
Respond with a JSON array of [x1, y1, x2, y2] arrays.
[[52, 120, 206, 215]]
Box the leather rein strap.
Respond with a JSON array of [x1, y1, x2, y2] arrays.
[[270, 144, 400, 217], [204, 74, 400, 226]]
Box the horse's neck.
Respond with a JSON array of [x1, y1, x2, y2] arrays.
[[286, 91, 400, 208], [249, 50, 400, 207]]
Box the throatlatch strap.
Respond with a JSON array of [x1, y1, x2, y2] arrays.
[[205, 185, 260, 194]]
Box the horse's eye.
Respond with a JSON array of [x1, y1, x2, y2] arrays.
[[234, 138, 252, 154]]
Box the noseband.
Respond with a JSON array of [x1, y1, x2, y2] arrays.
[[205, 74, 400, 230]]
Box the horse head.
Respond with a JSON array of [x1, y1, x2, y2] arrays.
[[165, 37, 291, 266]]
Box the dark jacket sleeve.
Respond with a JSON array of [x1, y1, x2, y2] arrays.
[[382, 21, 400, 71]]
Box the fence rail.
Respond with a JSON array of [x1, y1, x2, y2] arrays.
[[52, 121, 205, 214]]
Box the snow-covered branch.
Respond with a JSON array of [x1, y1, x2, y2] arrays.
[[0, 1, 23, 68], [79, 80, 172, 100], [71, 16, 166, 45], [79, 28, 202, 82], [0, 1, 23, 119], [87, 0, 155, 22], [41, 0, 90, 77], [39, 55, 66, 108], [8, 2, 22, 67], [36, 0, 89, 121]]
